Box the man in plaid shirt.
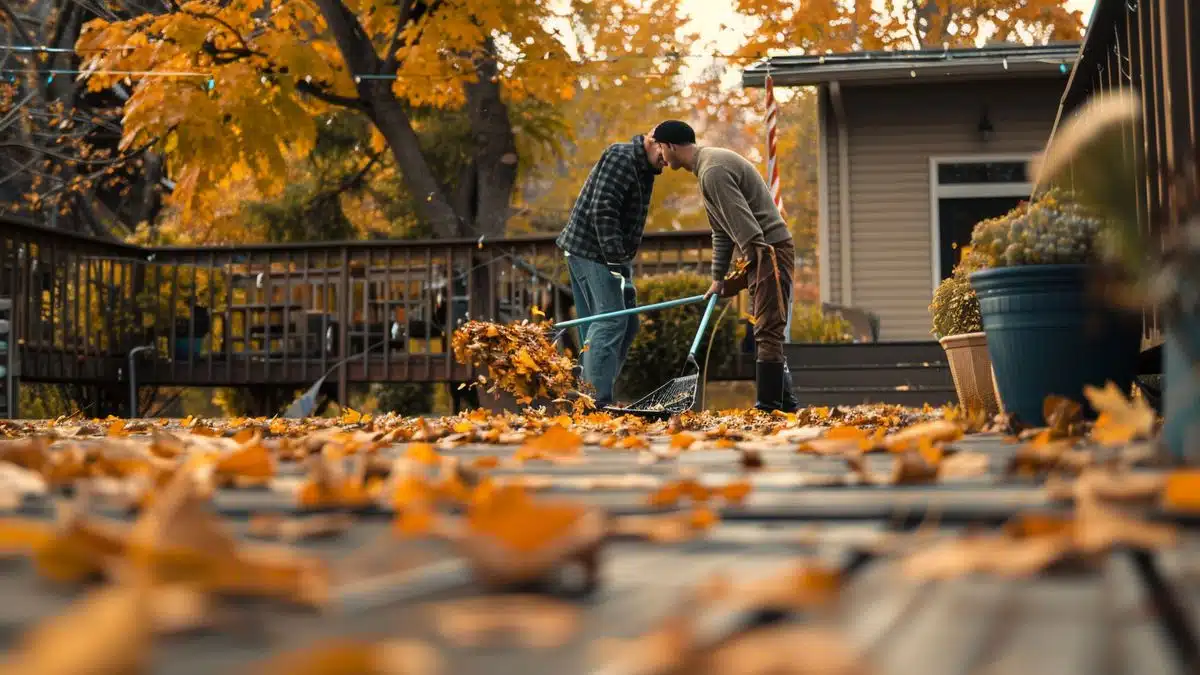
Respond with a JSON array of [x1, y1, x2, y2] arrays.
[[556, 132, 667, 407]]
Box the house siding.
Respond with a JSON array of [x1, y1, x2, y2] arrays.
[[819, 88, 842, 305], [822, 77, 1063, 340]]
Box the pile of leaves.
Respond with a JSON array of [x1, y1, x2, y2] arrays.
[[450, 319, 587, 408]]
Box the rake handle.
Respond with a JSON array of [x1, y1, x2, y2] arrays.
[[688, 295, 721, 358], [553, 294, 707, 330]]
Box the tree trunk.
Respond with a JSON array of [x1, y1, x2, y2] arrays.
[[312, 0, 468, 239], [360, 82, 465, 238], [460, 46, 518, 238]]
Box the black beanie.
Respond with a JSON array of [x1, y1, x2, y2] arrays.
[[652, 120, 696, 145]]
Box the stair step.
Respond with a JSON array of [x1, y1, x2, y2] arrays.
[[790, 364, 952, 389], [783, 341, 945, 367], [789, 385, 958, 408]]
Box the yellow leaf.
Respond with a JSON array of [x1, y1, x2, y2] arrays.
[[1084, 381, 1156, 445], [917, 437, 943, 466], [341, 408, 363, 425]]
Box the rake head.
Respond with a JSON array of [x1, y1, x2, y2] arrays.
[[604, 359, 701, 420]]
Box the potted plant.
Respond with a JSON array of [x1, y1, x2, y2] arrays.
[[1032, 90, 1199, 462], [963, 188, 1144, 425], [930, 266, 1000, 417]]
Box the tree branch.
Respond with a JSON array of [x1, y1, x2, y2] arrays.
[[379, 4, 411, 75], [0, 0, 37, 50], [295, 78, 366, 110], [310, 0, 382, 75]]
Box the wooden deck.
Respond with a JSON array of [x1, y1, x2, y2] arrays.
[[1, 430, 1196, 673]]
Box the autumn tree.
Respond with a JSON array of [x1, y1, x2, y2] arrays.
[[732, 0, 1085, 58], [77, 0, 695, 241], [0, 0, 166, 235]]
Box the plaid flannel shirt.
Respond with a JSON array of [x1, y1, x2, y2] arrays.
[[556, 135, 656, 266]]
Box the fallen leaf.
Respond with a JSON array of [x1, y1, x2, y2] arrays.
[[1043, 395, 1083, 437], [430, 595, 580, 648], [881, 420, 963, 452], [405, 443, 442, 466], [1084, 381, 1157, 445], [0, 585, 151, 675], [514, 425, 583, 462], [248, 513, 355, 543], [937, 451, 990, 480], [247, 638, 442, 675], [1162, 470, 1200, 512]]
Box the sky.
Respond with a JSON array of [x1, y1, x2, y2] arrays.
[[677, 0, 1098, 86]]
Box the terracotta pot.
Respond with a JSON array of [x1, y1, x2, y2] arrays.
[[939, 331, 1001, 417]]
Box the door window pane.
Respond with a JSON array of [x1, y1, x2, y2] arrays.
[[937, 162, 1027, 185]]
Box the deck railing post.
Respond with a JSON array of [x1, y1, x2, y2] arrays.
[[337, 246, 350, 408]]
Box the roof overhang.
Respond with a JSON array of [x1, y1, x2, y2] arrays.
[[742, 44, 1080, 88]]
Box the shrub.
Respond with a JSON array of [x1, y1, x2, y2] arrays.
[[616, 272, 742, 400], [373, 382, 435, 415], [789, 303, 854, 343], [961, 188, 1103, 271], [930, 271, 983, 339]]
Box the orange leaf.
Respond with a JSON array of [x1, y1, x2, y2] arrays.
[[719, 479, 753, 505], [232, 428, 258, 444], [471, 456, 500, 470], [647, 483, 683, 508], [1163, 470, 1200, 512], [213, 443, 274, 483], [620, 436, 648, 450], [689, 507, 719, 531], [394, 505, 435, 538], [515, 425, 583, 461], [406, 443, 442, 466], [825, 426, 866, 440], [669, 432, 696, 450]]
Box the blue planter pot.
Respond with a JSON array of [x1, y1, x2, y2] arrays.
[[1163, 314, 1200, 463], [970, 264, 1143, 424]]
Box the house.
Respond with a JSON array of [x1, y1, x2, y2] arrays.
[[743, 44, 1079, 341]]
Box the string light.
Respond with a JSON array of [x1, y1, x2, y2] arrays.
[[0, 43, 766, 62], [0, 58, 736, 84]]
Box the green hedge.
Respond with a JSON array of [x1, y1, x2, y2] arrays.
[[789, 303, 854, 343], [615, 272, 742, 401]]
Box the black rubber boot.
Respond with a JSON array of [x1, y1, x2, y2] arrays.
[[780, 362, 800, 413], [755, 360, 787, 413]]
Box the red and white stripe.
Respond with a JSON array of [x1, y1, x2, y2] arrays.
[[764, 73, 784, 217]]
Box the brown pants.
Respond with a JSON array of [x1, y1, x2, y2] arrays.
[[747, 239, 795, 363]]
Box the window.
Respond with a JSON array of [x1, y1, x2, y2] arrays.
[[936, 161, 1028, 185]]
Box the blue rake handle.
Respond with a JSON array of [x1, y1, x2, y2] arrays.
[[553, 294, 707, 330], [687, 294, 721, 363]]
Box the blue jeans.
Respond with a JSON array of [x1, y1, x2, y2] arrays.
[[567, 256, 638, 404]]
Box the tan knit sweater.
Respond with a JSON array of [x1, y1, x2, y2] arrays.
[[694, 147, 792, 280]]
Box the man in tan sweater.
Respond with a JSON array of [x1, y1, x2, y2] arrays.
[[650, 120, 799, 413]]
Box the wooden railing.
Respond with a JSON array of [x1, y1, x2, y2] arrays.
[[1, 218, 727, 401], [1051, 0, 1198, 345]]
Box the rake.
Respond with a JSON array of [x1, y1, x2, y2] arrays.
[[604, 294, 720, 420], [549, 294, 708, 344]]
